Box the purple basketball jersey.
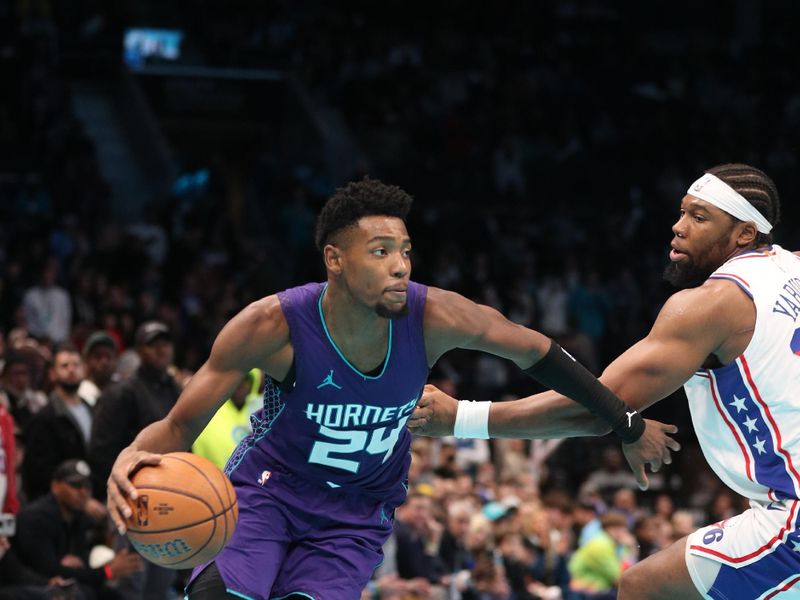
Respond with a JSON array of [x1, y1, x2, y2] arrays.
[[188, 282, 430, 599], [225, 281, 429, 498]]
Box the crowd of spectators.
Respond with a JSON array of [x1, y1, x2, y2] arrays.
[[1, 1, 796, 598]]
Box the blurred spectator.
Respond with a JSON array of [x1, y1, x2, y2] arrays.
[[438, 497, 475, 577], [568, 511, 636, 598], [669, 510, 696, 543], [0, 352, 48, 434], [78, 332, 119, 408], [633, 515, 664, 560], [22, 259, 72, 344], [578, 447, 639, 503], [88, 322, 179, 600], [0, 534, 75, 600], [89, 322, 178, 497], [609, 488, 642, 530], [191, 368, 262, 469], [572, 497, 602, 548], [14, 459, 143, 600], [393, 490, 445, 584], [0, 402, 19, 514], [463, 552, 514, 600], [23, 344, 94, 500], [517, 501, 572, 599]]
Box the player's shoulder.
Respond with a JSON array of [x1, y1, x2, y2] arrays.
[[668, 279, 745, 308], [423, 286, 475, 323], [237, 294, 288, 334], [659, 280, 749, 328], [424, 285, 464, 306]]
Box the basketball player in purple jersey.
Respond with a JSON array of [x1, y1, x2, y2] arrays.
[[413, 164, 800, 599], [105, 178, 675, 600]]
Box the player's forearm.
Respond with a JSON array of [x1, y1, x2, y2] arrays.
[[488, 390, 611, 439], [129, 415, 194, 454]]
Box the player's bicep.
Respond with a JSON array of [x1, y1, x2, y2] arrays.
[[424, 287, 549, 366], [168, 298, 289, 435], [600, 292, 724, 410]]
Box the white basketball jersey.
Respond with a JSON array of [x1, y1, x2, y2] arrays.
[[685, 245, 800, 503]]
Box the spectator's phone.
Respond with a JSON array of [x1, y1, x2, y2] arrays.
[[0, 513, 15, 536]]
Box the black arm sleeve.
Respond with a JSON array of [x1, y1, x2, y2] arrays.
[[523, 340, 645, 443]]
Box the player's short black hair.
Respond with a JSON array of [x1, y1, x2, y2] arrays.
[[706, 163, 780, 246], [314, 177, 413, 251]]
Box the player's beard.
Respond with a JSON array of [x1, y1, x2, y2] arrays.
[[663, 232, 731, 289], [375, 302, 409, 320], [663, 259, 714, 289]]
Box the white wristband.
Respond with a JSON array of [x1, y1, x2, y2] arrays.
[[453, 400, 492, 439]]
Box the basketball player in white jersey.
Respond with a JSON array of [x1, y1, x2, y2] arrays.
[[409, 163, 800, 599]]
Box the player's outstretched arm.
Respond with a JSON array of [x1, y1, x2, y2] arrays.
[[107, 296, 291, 534], [415, 283, 740, 489], [423, 287, 652, 443]]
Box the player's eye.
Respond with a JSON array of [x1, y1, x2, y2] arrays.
[[371, 248, 387, 256]]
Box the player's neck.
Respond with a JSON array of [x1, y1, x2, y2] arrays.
[[727, 244, 771, 262], [321, 284, 388, 345]]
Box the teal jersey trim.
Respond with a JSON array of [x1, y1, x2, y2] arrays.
[[226, 589, 257, 600], [272, 593, 317, 600], [317, 283, 392, 380]]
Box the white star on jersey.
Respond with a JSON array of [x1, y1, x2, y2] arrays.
[[753, 437, 767, 455], [742, 416, 758, 433], [730, 394, 748, 413]]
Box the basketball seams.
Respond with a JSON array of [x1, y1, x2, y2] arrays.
[[128, 503, 238, 568], [134, 512, 218, 568], [164, 453, 235, 551], [162, 454, 229, 512], [126, 500, 238, 535]]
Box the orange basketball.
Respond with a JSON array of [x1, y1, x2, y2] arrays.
[[125, 452, 238, 569]]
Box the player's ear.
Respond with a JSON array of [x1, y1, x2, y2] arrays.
[[324, 244, 344, 275], [736, 222, 758, 247]]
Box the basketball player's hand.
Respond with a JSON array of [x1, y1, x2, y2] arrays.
[[107, 446, 162, 535], [407, 384, 457, 437], [622, 418, 681, 491]]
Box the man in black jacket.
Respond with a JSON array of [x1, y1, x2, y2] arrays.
[[88, 322, 180, 499], [88, 322, 180, 600], [14, 460, 142, 600], [23, 344, 93, 500]]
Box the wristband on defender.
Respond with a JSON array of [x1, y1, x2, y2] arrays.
[[523, 340, 645, 443], [454, 400, 492, 439]]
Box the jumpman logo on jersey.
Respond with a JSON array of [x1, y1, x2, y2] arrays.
[[626, 410, 638, 428], [317, 370, 342, 390]]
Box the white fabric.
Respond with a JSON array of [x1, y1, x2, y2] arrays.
[[687, 173, 773, 234], [684, 245, 800, 502], [22, 285, 72, 342], [453, 400, 492, 439], [78, 379, 100, 407]]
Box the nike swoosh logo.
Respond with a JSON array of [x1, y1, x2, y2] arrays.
[[767, 501, 785, 511]]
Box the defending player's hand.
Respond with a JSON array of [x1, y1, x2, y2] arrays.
[[407, 384, 457, 437], [107, 446, 163, 534], [622, 418, 681, 491]]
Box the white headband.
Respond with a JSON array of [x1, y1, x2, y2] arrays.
[[687, 173, 772, 234]]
